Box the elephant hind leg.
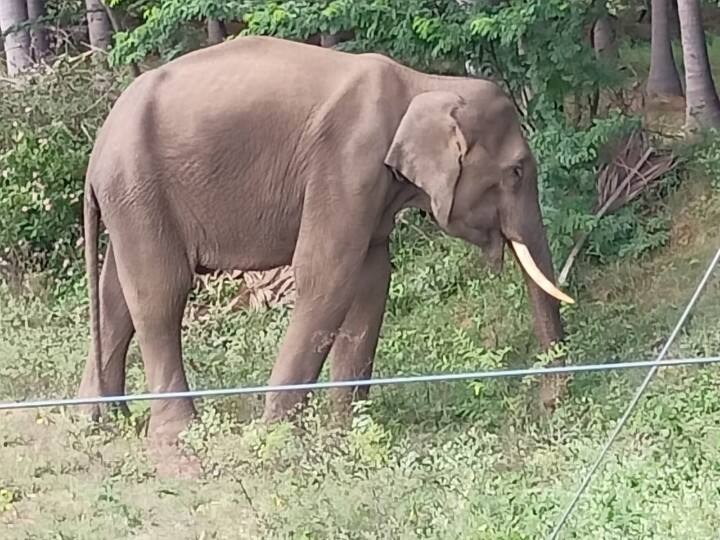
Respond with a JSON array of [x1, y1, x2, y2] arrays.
[[110, 235, 196, 445], [328, 242, 391, 417], [77, 241, 135, 419]]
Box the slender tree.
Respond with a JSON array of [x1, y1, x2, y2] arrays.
[[85, 0, 112, 50], [587, 7, 618, 121], [592, 13, 617, 60], [0, 0, 31, 76], [677, 0, 720, 130], [207, 18, 226, 45], [26, 0, 49, 60], [587, 0, 616, 61], [647, 0, 683, 97]]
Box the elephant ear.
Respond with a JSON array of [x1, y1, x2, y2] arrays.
[[384, 91, 468, 228]]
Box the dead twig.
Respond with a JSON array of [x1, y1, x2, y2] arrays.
[[558, 128, 679, 286]]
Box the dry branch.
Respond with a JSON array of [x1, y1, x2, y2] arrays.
[[558, 128, 679, 286]]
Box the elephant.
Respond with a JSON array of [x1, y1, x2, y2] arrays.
[[78, 35, 574, 445]]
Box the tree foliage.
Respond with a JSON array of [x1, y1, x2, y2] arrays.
[[108, 0, 623, 122], [0, 57, 128, 281]]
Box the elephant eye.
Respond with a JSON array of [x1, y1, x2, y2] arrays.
[[504, 164, 522, 189]]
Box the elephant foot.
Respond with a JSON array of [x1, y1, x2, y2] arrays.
[[261, 388, 368, 427], [261, 391, 307, 424], [146, 404, 201, 479], [76, 378, 130, 422], [327, 387, 367, 428], [538, 373, 570, 412], [147, 401, 196, 443], [147, 437, 203, 480]]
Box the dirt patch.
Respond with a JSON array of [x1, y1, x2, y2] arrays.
[[0, 410, 259, 538]]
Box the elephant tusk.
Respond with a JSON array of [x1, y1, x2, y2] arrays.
[[511, 241, 575, 305]]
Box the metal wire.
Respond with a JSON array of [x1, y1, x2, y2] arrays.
[[547, 246, 720, 540], [1, 356, 719, 412]]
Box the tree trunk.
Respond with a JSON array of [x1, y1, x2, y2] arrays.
[[677, 0, 720, 130], [593, 15, 617, 60], [207, 18, 226, 45], [591, 12, 618, 119], [647, 0, 683, 97], [85, 0, 112, 50], [319, 29, 354, 48], [668, 0, 681, 40], [0, 0, 31, 76], [26, 0, 49, 61]]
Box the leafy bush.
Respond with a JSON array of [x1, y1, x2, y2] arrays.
[[683, 128, 720, 192], [0, 56, 127, 282], [532, 113, 677, 265]]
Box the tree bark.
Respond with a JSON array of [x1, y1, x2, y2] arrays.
[[207, 18, 226, 45], [0, 0, 31, 76], [319, 29, 354, 48], [587, 13, 618, 121], [647, 0, 683, 97], [85, 0, 112, 50], [593, 15, 617, 60], [677, 0, 720, 130], [26, 0, 49, 61]]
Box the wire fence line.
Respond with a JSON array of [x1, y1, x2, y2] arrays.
[[548, 245, 720, 540], [1, 356, 719, 412]]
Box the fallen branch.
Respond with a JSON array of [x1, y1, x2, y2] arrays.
[[558, 128, 679, 286]]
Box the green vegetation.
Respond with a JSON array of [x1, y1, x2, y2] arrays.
[[2, 1, 720, 538], [0, 58, 128, 287]]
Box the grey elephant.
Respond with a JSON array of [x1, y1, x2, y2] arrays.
[[79, 36, 574, 445]]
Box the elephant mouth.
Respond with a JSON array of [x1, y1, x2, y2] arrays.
[[480, 231, 505, 275], [454, 222, 574, 305]]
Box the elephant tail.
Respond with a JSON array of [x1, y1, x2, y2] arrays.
[[84, 181, 103, 397]]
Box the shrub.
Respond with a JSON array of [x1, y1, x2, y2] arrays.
[[532, 113, 677, 266], [682, 128, 720, 192], [0, 56, 128, 283]]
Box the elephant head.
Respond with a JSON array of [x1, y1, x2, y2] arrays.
[[385, 89, 572, 349]]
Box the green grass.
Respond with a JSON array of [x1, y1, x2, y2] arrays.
[[2, 174, 720, 539]]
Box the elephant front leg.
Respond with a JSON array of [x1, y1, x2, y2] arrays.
[[328, 242, 391, 418], [261, 242, 371, 423]]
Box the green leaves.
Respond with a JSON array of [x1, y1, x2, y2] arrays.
[[107, 0, 618, 121], [528, 112, 669, 263], [0, 57, 126, 284]]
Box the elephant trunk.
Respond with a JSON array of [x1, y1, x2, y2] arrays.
[[505, 204, 569, 409], [512, 225, 564, 350], [499, 187, 568, 350]]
